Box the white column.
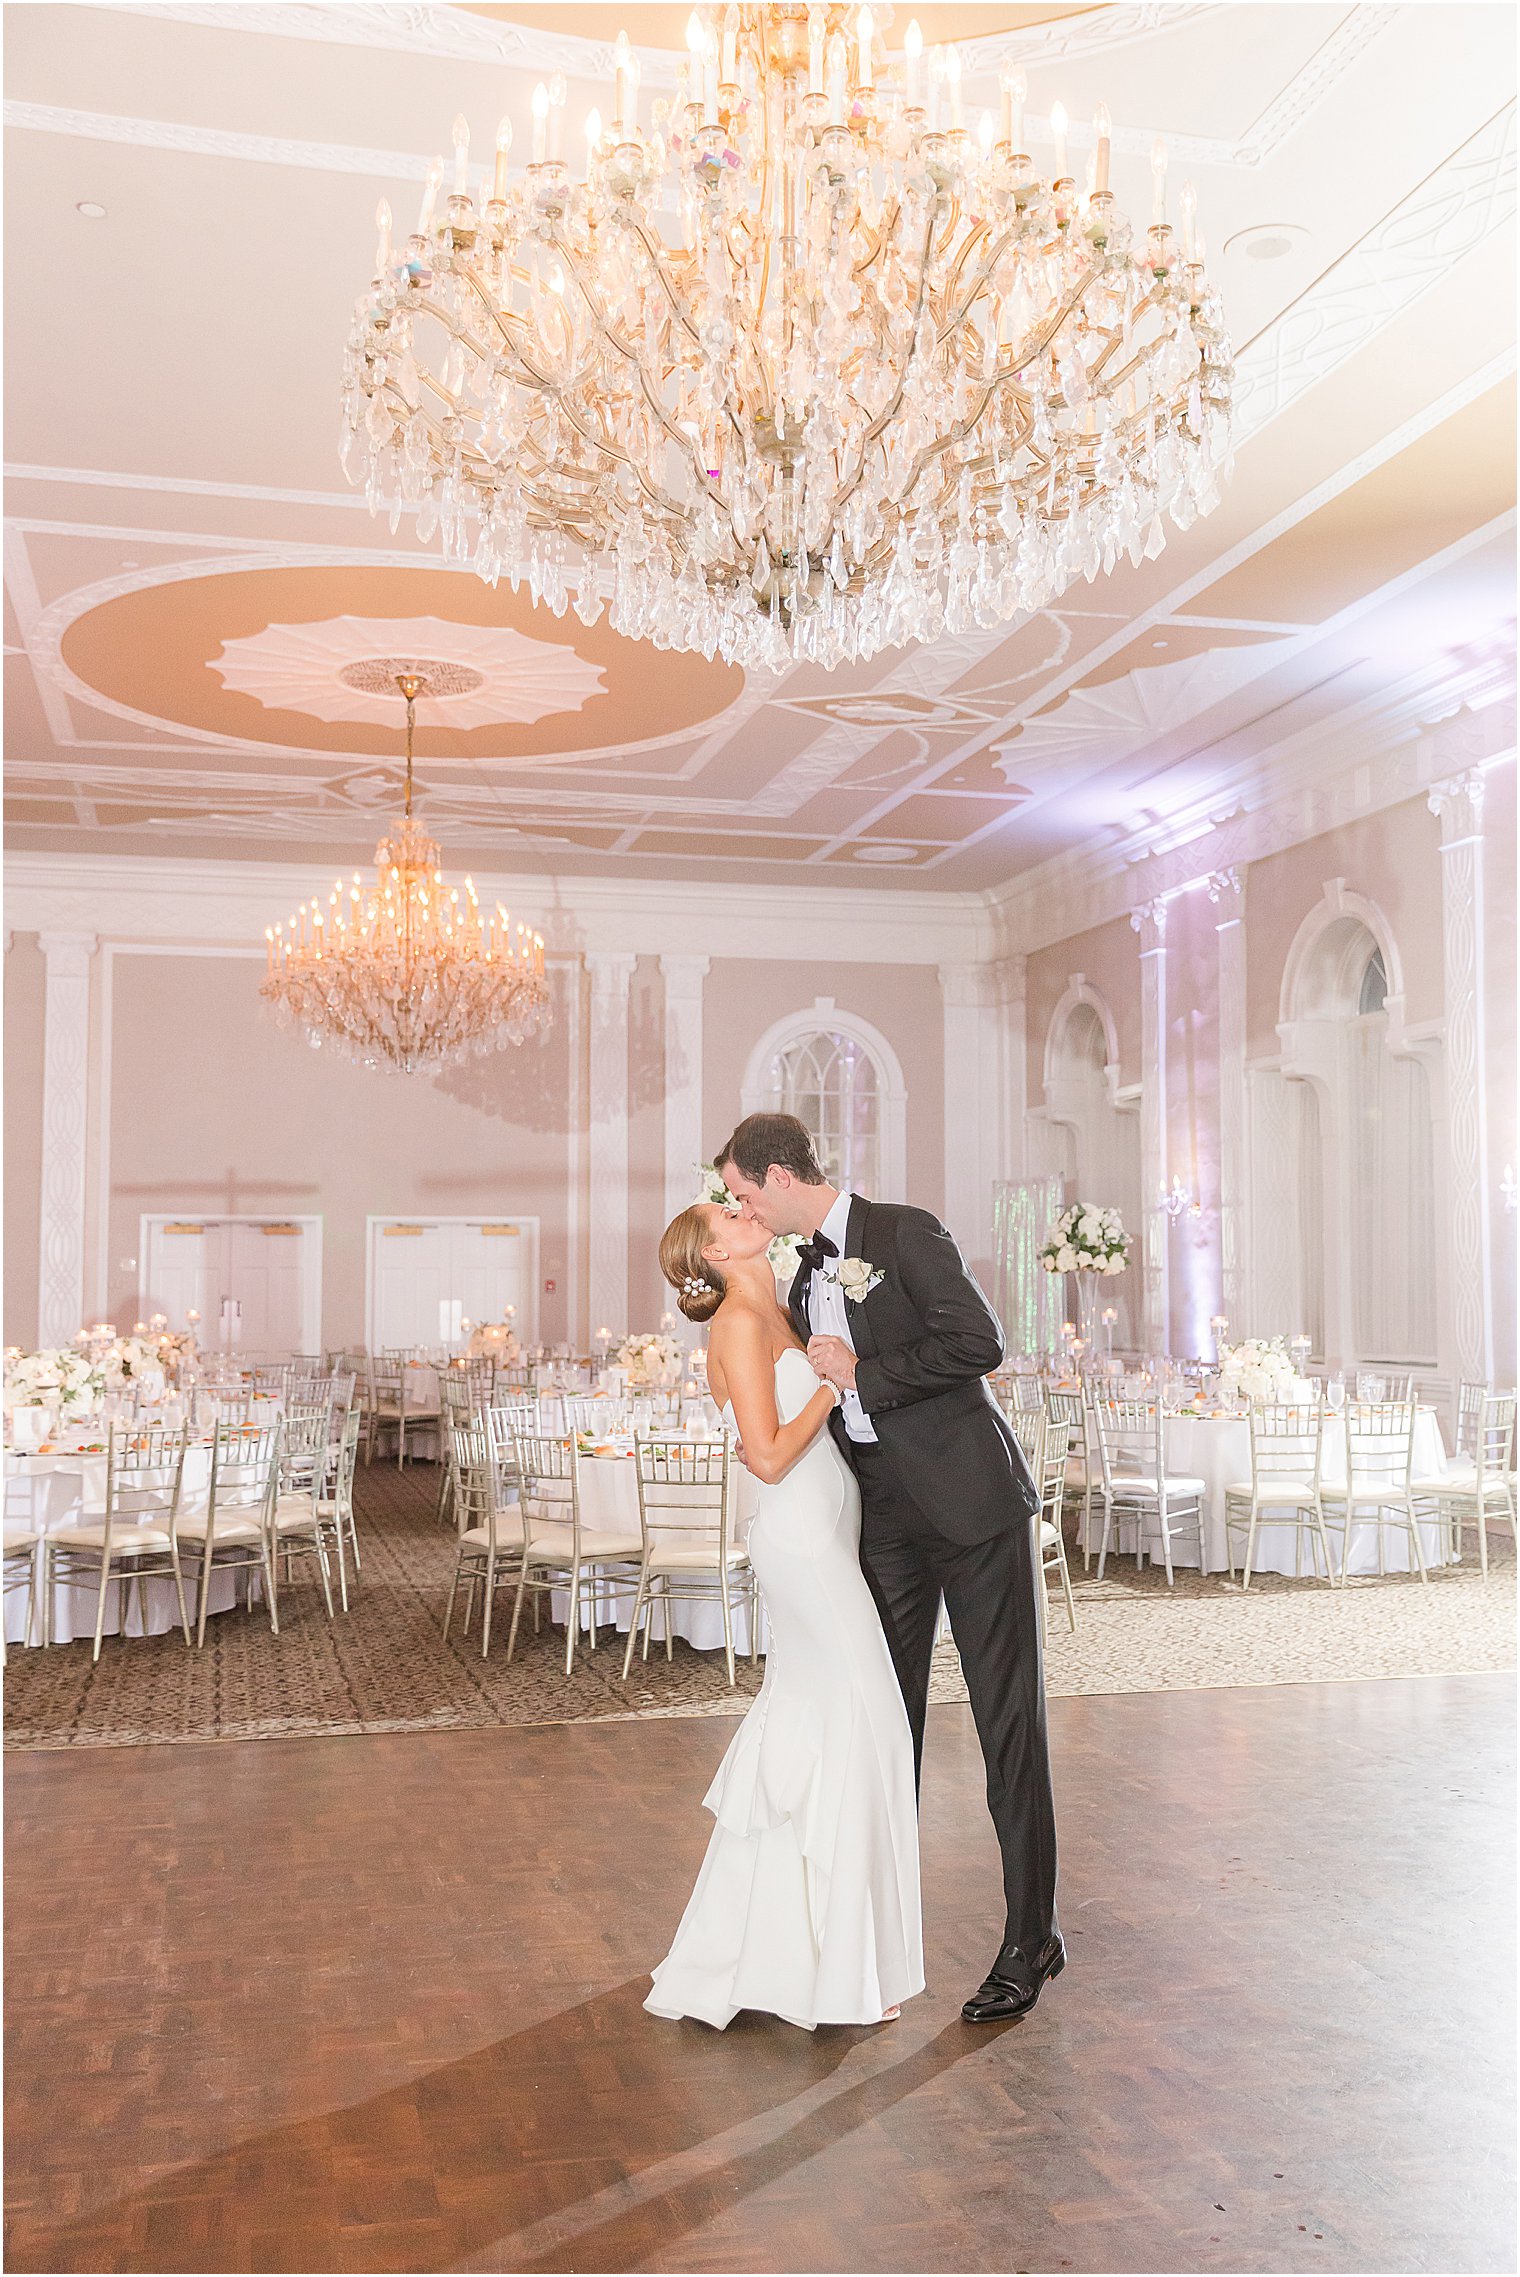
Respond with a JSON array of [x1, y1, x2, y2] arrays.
[[660, 956, 711, 1229], [585, 951, 636, 1342], [1000, 955, 1029, 1188], [1209, 867, 1247, 1331], [1131, 897, 1170, 1352], [1429, 770, 1493, 1384], [38, 931, 98, 1347]]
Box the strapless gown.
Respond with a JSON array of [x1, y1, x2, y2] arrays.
[[645, 1348, 924, 2030]]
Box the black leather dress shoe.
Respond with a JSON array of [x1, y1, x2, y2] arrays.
[[961, 1932, 1066, 2023]]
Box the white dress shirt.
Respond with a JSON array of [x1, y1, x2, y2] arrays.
[[805, 1189, 879, 1445]]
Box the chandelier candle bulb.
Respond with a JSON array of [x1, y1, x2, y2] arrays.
[[374, 197, 391, 268], [585, 106, 602, 157], [945, 46, 963, 132], [1050, 99, 1069, 181], [548, 74, 566, 160], [452, 114, 470, 197], [902, 16, 922, 110], [613, 29, 633, 133], [493, 116, 512, 201], [808, 6, 825, 93], [927, 45, 943, 130], [721, 4, 738, 89], [414, 157, 442, 239], [1151, 136, 1167, 223], [857, 6, 873, 92], [1092, 102, 1111, 194], [1180, 178, 1198, 259], [531, 81, 548, 165]]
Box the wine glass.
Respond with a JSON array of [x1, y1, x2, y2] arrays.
[[1327, 1374, 1346, 1416]]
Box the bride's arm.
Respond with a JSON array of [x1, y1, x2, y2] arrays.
[[713, 1314, 838, 1486]]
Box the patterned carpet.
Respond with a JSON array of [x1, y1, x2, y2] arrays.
[[3, 1460, 1513, 1752]]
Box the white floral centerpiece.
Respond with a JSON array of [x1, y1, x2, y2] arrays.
[[1039, 1203, 1130, 1277], [102, 1335, 158, 1385], [616, 1332, 683, 1388], [1217, 1336, 1296, 1405], [694, 1162, 801, 1280], [4, 1345, 106, 1417]]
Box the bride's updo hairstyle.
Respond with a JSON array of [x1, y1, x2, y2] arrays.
[[660, 1205, 726, 1325]]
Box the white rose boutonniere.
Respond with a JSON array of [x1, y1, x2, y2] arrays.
[[825, 1257, 885, 1304]]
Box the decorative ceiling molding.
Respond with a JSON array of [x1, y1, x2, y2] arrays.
[[1232, 103, 1517, 444], [210, 614, 606, 728], [987, 636, 1305, 786], [119, 2, 1227, 91], [984, 655, 1517, 956], [6, 7, 1390, 177], [3, 462, 370, 511], [1, 849, 993, 964], [19, 544, 762, 767]]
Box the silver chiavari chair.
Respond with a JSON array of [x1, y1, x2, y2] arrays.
[[1222, 1404, 1332, 1587], [508, 1430, 642, 1675], [1091, 1399, 1207, 1585], [1044, 1387, 1096, 1562], [1320, 1400, 1425, 1581], [3, 1514, 43, 1657], [436, 1370, 476, 1524], [175, 1420, 283, 1645], [1416, 1391, 1515, 1575], [625, 1434, 752, 1687], [44, 1423, 193, 1662], [443, 1417, 526, 1657], [314, 1404, 363, 1607], [564, 1395, 623, 1437], [1037, 1414, 1078, 1636]]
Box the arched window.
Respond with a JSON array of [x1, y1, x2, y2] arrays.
[[768, 1029, 881, 1196], [741, 1001, 908, 1200], [1274, 897, 1437, 1369]]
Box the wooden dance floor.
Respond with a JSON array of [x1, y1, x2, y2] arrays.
[[5, 1675, 1514, 2275]]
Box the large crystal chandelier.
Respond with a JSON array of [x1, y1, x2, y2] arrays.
[[342, 5, 1232, 672], [261, 672, 550, 1074]]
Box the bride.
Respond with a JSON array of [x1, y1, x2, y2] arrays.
[[643, 1200, 924, 2032]]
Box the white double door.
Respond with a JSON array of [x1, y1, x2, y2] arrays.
[[368, 1218, 535, 1353], [140, 1216, 322, 1353]]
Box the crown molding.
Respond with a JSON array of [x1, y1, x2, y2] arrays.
[[2, 852, 992, 965], [982, 668, 1517, 957]]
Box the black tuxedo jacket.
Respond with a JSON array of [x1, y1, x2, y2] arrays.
[[788, 1194, 1038, 1546]]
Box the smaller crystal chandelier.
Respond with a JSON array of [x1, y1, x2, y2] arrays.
[[261, 671, 550, 1074]]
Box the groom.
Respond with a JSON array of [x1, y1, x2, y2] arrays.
[[717, 1112, 1063, 2024]]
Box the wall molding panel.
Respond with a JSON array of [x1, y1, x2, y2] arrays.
[[36, 931, 97, 1346]]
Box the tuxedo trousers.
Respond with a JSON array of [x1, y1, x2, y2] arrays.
[[849, 1439, 1058, 1960]]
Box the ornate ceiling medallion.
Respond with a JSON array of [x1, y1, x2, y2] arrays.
[[212, 613, 606, 726], [341, 3, 1232, 672]]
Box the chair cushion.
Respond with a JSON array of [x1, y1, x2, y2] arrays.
[[1413, 1470, 1510, 1501], [1037, 1519, 1061, 1549], [173, 1510, 262, 1544], [459, 1519, 527, 1550], [525, 1522, 642, 1562], [3, 1524, 40, 1551], [54, 1522, 172, 1552], [1108, 1475, 1207, 1498]]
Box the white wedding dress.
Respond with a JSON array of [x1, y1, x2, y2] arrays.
[[645, 1347, 924, 2030]]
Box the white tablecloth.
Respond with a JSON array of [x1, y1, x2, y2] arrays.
[[1088, 1408, 1453, 1576], [3, 1445, 242, 1646], [548, 1449, 765, 1653]]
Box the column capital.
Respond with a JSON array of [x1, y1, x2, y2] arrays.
[[1130, 896, 1168, 950], [1206, 866, 1245, 919], [38, 931, 98, 974], [658, 953, 711, 993], [937, 959, 986, 1009], [1428, 769, 1486, 845], [584, 949, 638, 992]]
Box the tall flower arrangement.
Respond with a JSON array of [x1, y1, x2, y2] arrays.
[[1217, 1338, 1296, 1405], [4, 1347, 105, 1414], [1039, 1204, 1130, 1277]]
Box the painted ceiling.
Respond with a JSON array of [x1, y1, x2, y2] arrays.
[[4, 3, 1515, 891]]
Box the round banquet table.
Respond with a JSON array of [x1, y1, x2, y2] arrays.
[[1084, 1406, 1454, 1577], [547, 1445, 766, 1654], [3, 1442, 244, 1647]]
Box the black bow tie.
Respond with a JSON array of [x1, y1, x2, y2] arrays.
[[797, 1231, 839, 1274]]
